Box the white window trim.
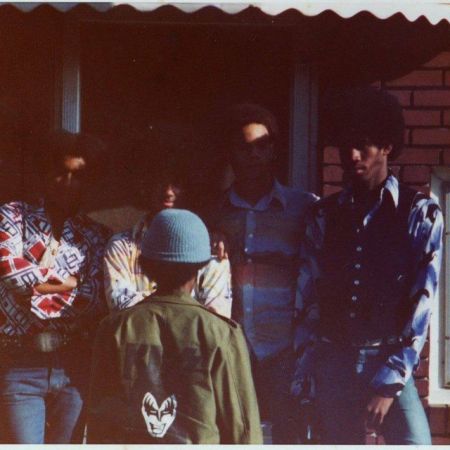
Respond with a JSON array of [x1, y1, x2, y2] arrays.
[[429, 167, 450, 405]]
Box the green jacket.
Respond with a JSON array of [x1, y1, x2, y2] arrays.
[[87, 293, 262, 444]]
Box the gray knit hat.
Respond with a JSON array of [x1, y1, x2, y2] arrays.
[[141, 209, 211, 263]]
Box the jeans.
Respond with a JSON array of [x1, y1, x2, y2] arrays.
[[252, 349, 297, 444], [314, 343, 431, 445], [0, 345, 90, 444]]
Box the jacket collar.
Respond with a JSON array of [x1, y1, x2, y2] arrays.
[[149, 292, 203, 307], [337, 173, 399, 209]]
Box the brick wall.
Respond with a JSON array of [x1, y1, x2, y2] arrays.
[[321, 50, 450, 444]]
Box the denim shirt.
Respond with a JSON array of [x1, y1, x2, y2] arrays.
[[216, 180, 318, 361], [294, 175, 443, 396]]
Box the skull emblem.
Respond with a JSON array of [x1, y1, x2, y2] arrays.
[[141, 392, 177, 438]]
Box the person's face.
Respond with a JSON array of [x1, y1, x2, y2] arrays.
[[339, 139, 391, 185], [44, 155, 87, 214], [230, 123, 274, 181], [151, 183, 183, 212]]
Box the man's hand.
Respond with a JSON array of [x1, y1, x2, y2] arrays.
[[210, 231, 229, 260], [34, 275, 78, 295], [365, 395, 394, 432]]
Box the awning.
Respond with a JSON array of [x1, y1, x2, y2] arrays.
[[5, 1, 450, 25]]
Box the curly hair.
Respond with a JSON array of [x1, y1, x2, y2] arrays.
[[225, 103, 279, 144], [36, 130, 106, 175], [326, 87, 405, 160]]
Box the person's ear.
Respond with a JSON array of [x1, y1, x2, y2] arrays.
[[382, 145, 393, 157]]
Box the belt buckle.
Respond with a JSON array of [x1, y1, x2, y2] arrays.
[[31, 331, 65, 353]]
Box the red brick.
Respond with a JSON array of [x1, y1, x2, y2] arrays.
[[412, 128, 450, 146], [422, 397, 430, 409], [414, 90, 450, 107], [415, 358, 429, 378], [421, 340, 430, 358], [404, 129, 410, 146], [323, 165, 343, 182], [388, 165, 400, 177], [387, 70, 443, 87], [424, 52, 450, 68], [446, 71, 450, 87], [387, 90, 411, 106], [395, 148, 440, 165], [371, 80, 382, 88], [410, 185, 431, 196], [401, 166, 431, 184], [442, 149, 450, 164], [429, 406, 447, 435], [323, 184, 342, 197], [403, 109, 441, 127], [444, 110, 450, 126], [432, 436, 450, 444], [323, 146, 340, 164], [415, 378, 429, 397]]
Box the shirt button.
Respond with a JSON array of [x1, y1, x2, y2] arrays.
[[353, 280, 360, 286], [356, 246, 362, 252], [249, 210, 254, 215], [248, 233, 254, 238], [349, 312, 356, 318], [247, 258, 252, 263], [245, 307, 251, 313], [244, 247, 248, 253], [355, 264, 361, 269], [351, 296, 358, 302], [356, 228, 361, 233]]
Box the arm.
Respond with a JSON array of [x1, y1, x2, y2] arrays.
[[0, 203, 69, 296], [292, 206, 322, 396], [104, 234, 155, 312], [30, 224, 109, 321], [34, 276, 78, 294], [370, 198, 443, 397], [195, 257, 232, 318], [213, 327, 262, 444]]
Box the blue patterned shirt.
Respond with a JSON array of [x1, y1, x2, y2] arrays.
[[294, 175, 443, 396]]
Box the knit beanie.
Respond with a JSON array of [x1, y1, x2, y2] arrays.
[[141, 209, 211, 263]]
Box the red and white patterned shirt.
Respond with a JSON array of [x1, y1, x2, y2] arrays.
[[0, 200, 109, 336]]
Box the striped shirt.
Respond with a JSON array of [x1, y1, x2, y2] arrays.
[[216, 180, 318, 361]]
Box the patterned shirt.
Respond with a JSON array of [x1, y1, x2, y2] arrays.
[[0, 201, 109, 336], [104, 214, 233, 317], [294, 175, 443, 396], [216, 180, 318, 361]]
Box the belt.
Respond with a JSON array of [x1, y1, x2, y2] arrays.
[[0, 329, 89, 353], [320, 335, 407, 348]]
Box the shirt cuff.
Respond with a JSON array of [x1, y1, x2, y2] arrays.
[[370, 364, 407, 398]]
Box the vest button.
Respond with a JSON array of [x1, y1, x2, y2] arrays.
[[355, 264, 361, 269], [349, 312, 356, 318], [356, 246, 363, 252], [351, 296, 358, 301], [353, 280, 360, 286]]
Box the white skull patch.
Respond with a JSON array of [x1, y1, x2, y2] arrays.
[[141, 392, 177, 438]]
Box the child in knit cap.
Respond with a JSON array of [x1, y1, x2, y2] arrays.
[[87, 209, 262, 444]]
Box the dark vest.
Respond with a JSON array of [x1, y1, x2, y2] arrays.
[[317, 184, 425, 344]]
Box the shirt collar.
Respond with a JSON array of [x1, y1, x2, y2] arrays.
[[149, 292, 203, 308], [337, 173, 399, 209], [228, 179, 287, 211]]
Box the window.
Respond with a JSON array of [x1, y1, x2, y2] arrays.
[[429, 167, 450, 404]]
